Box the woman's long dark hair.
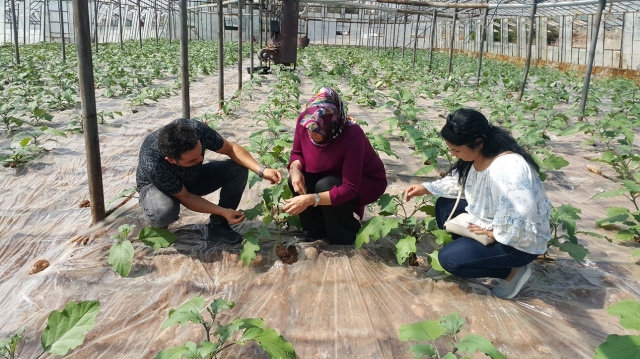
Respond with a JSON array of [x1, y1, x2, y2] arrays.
[[441, 108, 540, 186]]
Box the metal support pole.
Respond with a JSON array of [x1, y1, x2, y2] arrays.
[[383, 18, 388, 50], [517, 1, 537, 101], [94, 0, 99, 53], [448, 8, 457, 74], [250, 0, 254, 78], [238, 0, 243, 91], [429, 10, 436, 69], [476, 2, 488, 85], [391, 17, 396, 57], [578, 0, 605, 120], [619, 13, 625, 69], [9, 0, 20, 64], [413, 14, 420, 64], [138, 0, 143, 48], [154, 0, 159, 44], [218, 0, 224, 110], [402, 14, 407, 58], [23, 0, 26, 43], [168, 1, 172, 44], [118, 0, 123, 50], [59, 0, 67, 61], [180, 0, 190, 118], [72, 0, 105, 224]]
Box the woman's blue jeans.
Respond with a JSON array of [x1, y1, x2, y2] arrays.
[[435, 197, 539, 279]]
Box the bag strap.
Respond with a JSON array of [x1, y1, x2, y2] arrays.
[[446, 188, 463, 222]]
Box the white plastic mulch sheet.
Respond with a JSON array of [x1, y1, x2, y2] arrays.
[[0, 68, 639, 359]]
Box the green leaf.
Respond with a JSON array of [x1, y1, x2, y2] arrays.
[[241, 228, 266, 266], [409, 343, 437, 357], [41, 300, 101, 356], [377, 193, 398, 216], [198, 341, 218, 357], [542, 154, 569, 170], [457, 334, 506, 359], [105, 186, 137, 207], [556, 240, 589, 261], [355, 217, 400, 249], [607, 300, 640, 330], [441, 353, 457, 359], [108, 240, 134, 277], [243, 202, 264, 221], [440, 313, 465, 337], [285, 215, 303, 231], [398, 320, 447, 342], [248, 172, 262, 189], [138, 227, 177, 250], [214, 319, 244, 343], [240, 327, 297, 359], [19, 137, 31, 147], [161, 296, 205, 329], [632, 248, 640, 257], [154, 345, 190, 359], [395, 235, 417, 265], [592, 188, 629, 200], [210, 298, 235, 315], [597, 207, 630, 227], [432, 229, 453, 246], [414, 165, 436, 176], [427, 251, 446, 272], [616, 230, 638, 241], [593, 334, 640, 359]]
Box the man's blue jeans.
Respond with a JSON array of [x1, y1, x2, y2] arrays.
[[435, 197, 539, 279], [139, 159, 248, 228]]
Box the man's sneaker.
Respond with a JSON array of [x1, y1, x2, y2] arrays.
[[492, 265, 532, 299], [426, 268, 452, 280], [206, 222, 243, 244]]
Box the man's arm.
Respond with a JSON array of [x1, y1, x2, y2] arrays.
[[215, 139, 281, 183], [171, 186, 245, 224]]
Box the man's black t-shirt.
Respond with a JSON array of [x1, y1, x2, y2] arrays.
[[136, 119, 224, 195]]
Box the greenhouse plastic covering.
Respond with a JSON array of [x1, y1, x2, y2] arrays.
[[0, 65, 639, 358]]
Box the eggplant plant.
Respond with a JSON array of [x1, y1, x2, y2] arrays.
[[0, 300, 100, 359], [398, 312, 506, 359], [156, 296, 296, 359], [548, 204, 603, 261], [356, 193, 450, 266], [108, 224, 177, 277]]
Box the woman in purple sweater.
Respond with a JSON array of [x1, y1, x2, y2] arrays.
[[282, 87, 387, 244]]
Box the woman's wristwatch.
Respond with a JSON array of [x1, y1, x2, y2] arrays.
[[313, 193, 320, 207]]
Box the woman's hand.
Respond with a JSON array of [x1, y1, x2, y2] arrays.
[[467, 224, 494, 239], [289, 167, 307, 195], [221, 208, 246, 225], [262, 168, 282, 184], [283, 195, 313, 216], [405, 184, 429, 202]]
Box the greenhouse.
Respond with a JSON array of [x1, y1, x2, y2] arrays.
[[1, 0, 639, 358]]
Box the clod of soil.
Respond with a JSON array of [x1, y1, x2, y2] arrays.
[[275, 244, 298, 265], [79, 199, 91, 208], [424, 160, 431, 165], [586, 164, 602, 175], [71, 235, 90, 245], [439, 172, 446, 178], [29, 259, 49, 274]]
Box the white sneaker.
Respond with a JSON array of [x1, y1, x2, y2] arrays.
[[492, 265, 532, 299]]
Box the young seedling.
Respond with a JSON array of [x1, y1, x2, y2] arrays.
[[108, 224, 177, 277], [356, 193, 451, 265], [548, 204, 603, 261], [0, 300, 100, 359], [398, 312, 506, 359], [156, 296, 296, 359]]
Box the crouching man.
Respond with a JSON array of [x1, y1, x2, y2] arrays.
[[136, 118, 281, 244]]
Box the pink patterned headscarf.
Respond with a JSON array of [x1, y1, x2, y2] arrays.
[[298, 87, 354, 147]]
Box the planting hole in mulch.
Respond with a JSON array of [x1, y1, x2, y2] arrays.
[[275, 244, 298, 264]]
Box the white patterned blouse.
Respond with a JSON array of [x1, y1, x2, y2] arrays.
[[422, 153, 552, 254]]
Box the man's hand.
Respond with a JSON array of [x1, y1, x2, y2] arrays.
[[289, 167, 306, 195], [221, 208, 246, 225], [405, 184, 428, 202], [262, 168, 282, 184], [467, 223, 494, 239]]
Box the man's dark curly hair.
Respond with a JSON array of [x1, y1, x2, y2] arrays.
[[157, 121, 199, 160]]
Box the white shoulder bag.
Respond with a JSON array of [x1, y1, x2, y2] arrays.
[[443, 189, 495, 246]]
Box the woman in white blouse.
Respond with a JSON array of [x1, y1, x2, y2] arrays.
[[405, 108, 552, 299]]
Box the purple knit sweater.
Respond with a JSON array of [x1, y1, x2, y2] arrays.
[[288, 122, 387, 218]]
